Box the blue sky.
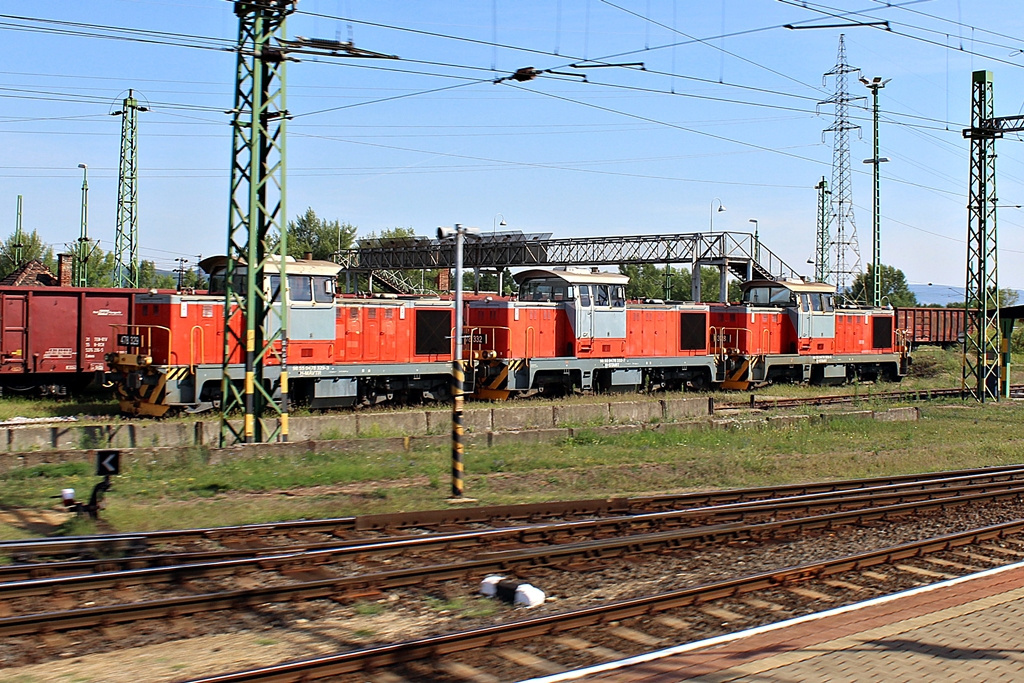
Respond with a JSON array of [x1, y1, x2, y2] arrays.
[[3, 1, 1024, 297]]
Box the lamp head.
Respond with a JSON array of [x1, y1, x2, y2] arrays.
[[718, 204, 726, 213], [499, 219, 507, 227], [78, 163, 87, 169]]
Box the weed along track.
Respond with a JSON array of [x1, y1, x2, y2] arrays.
[[5, 468, 1024, 678]]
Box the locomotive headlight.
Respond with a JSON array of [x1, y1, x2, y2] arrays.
[[137, 355, 152, 366]]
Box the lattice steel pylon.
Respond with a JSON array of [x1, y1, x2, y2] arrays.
[[960, 70, 1024, 402], [113, 89, 146, 288], [820, 35, 863, 291], [814, 177, 830, 282], [221, 0, 293, 446]]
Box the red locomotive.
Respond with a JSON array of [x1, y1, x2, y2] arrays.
[[105, 259, 910, 416]]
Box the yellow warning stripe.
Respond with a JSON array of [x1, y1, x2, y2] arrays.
[[164, 367, 191, 381]]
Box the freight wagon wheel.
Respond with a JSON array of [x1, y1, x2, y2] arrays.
[[688, 372, 711, 392]]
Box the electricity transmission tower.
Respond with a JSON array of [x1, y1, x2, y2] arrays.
[[814, 177, 830, 282], [221, 0, 295, 446], [820, 35, 864, 291], [961, 70, 1024, 402], [221, 1, 397, 445], [113, 90, 146, 288], [13, 195, 23, 268]]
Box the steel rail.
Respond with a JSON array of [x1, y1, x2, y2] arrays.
[[4, 470, 1024, 594], [2, 483, 1023, 636], [6, 462, 1024, 560], [185, 518, 1024, 682]]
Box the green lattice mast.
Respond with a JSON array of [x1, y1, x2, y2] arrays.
[[114, 89, 146, 288]]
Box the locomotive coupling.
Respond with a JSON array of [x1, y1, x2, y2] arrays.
[[106, 352, 152, 367]]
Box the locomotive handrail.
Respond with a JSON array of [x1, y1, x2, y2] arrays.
[[464, 325, 510, 359], [189, 325, 205, 372]]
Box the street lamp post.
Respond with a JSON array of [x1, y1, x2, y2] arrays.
[[437, 223, 480, 501], [861, 76, 890, 308], [76, 163, 90, 287], [709, 198, 726, 233]]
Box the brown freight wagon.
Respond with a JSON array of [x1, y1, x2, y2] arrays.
[[895, 307, 966, 347], [0, 287, 138, 395]]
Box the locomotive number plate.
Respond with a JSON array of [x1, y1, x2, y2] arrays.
[[466, 334, 487, 344], [118, 334, 142, 348]]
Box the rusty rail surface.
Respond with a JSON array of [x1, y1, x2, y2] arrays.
[[3, 480, 1024, 637], [714, 384, 1024, 411], [6, 462, 1024, 562], [186, 518, 1024, 682], [4, 467, 1024, 591]]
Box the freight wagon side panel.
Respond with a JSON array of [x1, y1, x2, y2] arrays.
[[80, 292, 133, 371], [28, 293, 79, 373], [0, 294, 27, 373]]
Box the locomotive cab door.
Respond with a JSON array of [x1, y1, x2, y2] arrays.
[[575, 285, 594, 350], [591, 284, 627, 341]]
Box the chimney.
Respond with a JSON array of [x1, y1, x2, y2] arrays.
[[57, 254, 73, 287], [437, 268, 450, 293], [303, 251, 313, 261]]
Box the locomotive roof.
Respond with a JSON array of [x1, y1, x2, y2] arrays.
[[740, 278, 836, 294], [199, 255, 342, 277], [513, 268, 630, 286]]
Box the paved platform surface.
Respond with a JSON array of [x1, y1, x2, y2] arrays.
[[523, 561, 1024, 682]]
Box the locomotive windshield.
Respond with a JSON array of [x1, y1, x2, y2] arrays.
[[744, 286, 796, 307], [270, 275, 336, 303], [519, 278, 574, 302], [208, 266, 245, 296]]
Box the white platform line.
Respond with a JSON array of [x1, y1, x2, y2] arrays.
[[518, 559, 1024, 683]]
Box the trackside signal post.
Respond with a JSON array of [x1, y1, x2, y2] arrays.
[[439, 224, 479, 501], [962, 70, 1024, 401]]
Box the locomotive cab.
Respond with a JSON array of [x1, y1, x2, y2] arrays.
[[711, 278, 906, 389], [742, 279, 837, 355], [469, 268, 716, 398]]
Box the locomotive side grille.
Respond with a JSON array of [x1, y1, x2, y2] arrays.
[[415, 309, 453, 356], [679, 312, 707, 351], [872, 316, 893, 349]]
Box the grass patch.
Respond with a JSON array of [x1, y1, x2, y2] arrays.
[[353, 602, 388, 616], [3, 388, 1024, 538]]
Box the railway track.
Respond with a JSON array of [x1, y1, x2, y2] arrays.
[[713, 383, 1024, 411], [7, 463, 1024, 565], [4, 467, 1024, 589], [186, 519, 1024, 683], [2, 470, 1024, 642]]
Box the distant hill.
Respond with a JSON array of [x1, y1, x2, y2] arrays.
[[909, 284, 1024, 307]]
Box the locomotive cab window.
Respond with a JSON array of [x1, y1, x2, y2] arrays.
[[595, 285, 609, 307], [611, 285, 625, 308], [744, 286, 795, 307], [289, 275, 312, 302], [209, 266, 245, 296], [520, 278, 572, 302], [579, 285, 591, 307], [313, 276, 335, 303]]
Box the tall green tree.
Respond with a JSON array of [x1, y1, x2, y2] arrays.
[[274, 207, 356, 261], [847, 264, 918, 307], [0, 229, 57, 279], [620, 264, 742, 302]]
